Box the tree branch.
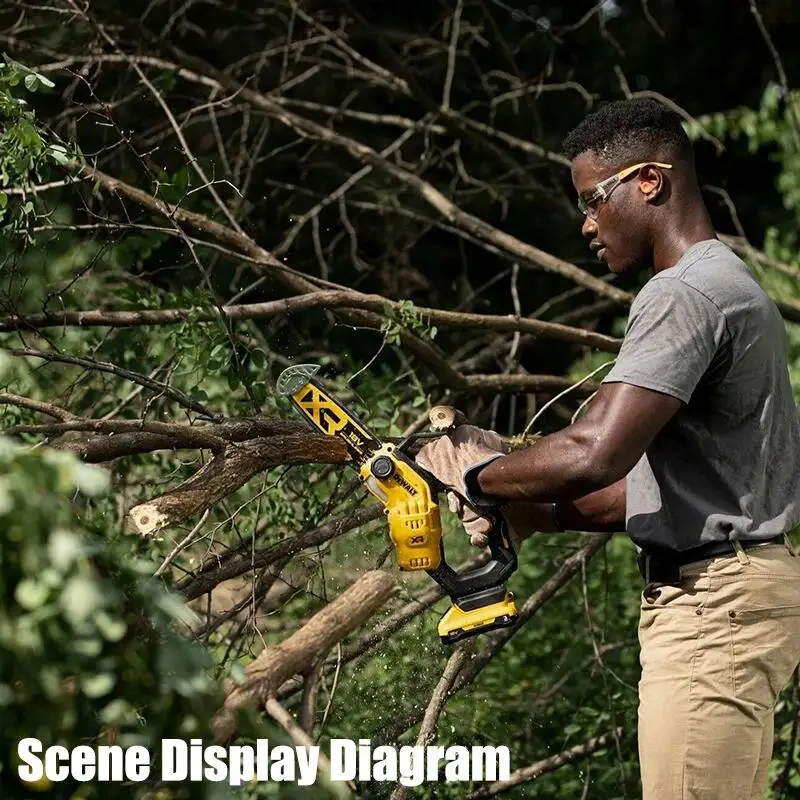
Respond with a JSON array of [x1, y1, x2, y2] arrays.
[[264, 696, 354, 797], [0, 392, 79, 421], [389, 639, 474, 800], [376, 534, 612, 746], [127, 433, 349, 536], [86, 45, 629, 305], [7, 348, 220, 421], [0, 290, 621, 352], [67, 161, 467, 389]]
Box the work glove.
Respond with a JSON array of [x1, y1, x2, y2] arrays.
[[415, 425, 507, 548]]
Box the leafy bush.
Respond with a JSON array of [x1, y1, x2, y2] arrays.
[[0, 368, 223, 798]]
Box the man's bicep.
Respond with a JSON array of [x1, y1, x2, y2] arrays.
[[583, 382, 683, 481]]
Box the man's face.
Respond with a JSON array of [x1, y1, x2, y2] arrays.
[[570, 151, 654, 275]]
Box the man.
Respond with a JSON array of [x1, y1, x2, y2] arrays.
[[415, 98, 800, 799]]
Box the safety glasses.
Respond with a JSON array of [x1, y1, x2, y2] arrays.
[[578, 161, 673, 219]]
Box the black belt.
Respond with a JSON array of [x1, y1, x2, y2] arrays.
[[636, 535, 785, 585]]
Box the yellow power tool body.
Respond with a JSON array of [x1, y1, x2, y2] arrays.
[[277, 364, 518, 643]]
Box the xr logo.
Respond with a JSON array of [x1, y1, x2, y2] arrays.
[[298, 387, 347, 435]]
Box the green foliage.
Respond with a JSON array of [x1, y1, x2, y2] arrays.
[[0, 407, 223, 797], [381, 301, 437, 347], [686, 82, 800, 400], [0, 56, 76, 238]]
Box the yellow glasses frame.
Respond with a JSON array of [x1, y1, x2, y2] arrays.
[[578, 161, 673, 219]]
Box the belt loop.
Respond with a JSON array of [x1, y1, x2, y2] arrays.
[[733, 540, 750, 565]]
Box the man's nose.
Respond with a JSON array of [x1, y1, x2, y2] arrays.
[[581, 215, 598, 238]]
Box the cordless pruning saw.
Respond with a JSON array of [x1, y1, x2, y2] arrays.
[[276, 364, 519, 644]]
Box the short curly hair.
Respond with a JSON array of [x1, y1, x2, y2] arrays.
[[561, 98, 693, 164]]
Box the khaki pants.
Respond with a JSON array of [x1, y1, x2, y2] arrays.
[[638, 539, 800, 800]]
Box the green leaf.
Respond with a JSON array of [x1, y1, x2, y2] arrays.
[[81, 673, 116, 698], [250, 349, 267, 369], [72, 462, 109, 496], [0, 476, 12, 515], [156, 591, 199, 627], [34, 72, 54, 89], [99, 698, 136, 725], [48, 144, 69, 165], [60, 575, 104, 626], [94, 611, 127, 642], [0, 684, 14, 707], [72, 637, 103, 657], [15, 578, 48, 609], [48, 528, 83, 571], [251, 382, 267, 405]]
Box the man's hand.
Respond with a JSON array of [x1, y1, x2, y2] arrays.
[[415, 425, 507, 547]]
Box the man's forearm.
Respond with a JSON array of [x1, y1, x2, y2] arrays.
[[501, 479, 627, 543], [476, 422, 615, 502]]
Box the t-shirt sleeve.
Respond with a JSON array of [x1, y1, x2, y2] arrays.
[[602, 277, 728, 404]]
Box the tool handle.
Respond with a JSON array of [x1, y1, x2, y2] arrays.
[[425, 510, 517, 602], [394, 450, 518, 600]]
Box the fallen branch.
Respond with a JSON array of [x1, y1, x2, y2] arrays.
[[0, 290, 621, 353], [127, 433, 348, 535], [212, 569, 397, 742], [28, 416, 341, 463], [5, 418, 228, 453]]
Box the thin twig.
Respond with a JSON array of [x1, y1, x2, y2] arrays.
[[264, 696, 355, 797], [154, 509, 211, 577]]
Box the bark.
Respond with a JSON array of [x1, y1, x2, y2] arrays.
[[127, 434, 348, 535], [52, 416, 339, 462]]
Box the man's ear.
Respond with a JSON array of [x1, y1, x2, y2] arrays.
[[638, 165, 665, 203]]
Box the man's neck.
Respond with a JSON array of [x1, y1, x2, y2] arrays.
[[652, 210, 717, 274]]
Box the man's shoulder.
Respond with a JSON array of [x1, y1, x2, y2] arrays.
[[645, 239, 765, 312]]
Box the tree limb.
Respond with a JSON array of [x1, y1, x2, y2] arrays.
[[389, 639, 474, 800], [0, 291, 621, 352], [67, 161, 467, 389], [376, 534, 612, 746], [127, 433, 348, 536]]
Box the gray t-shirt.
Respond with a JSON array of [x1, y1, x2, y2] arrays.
[[602, 238, 800, 551]]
